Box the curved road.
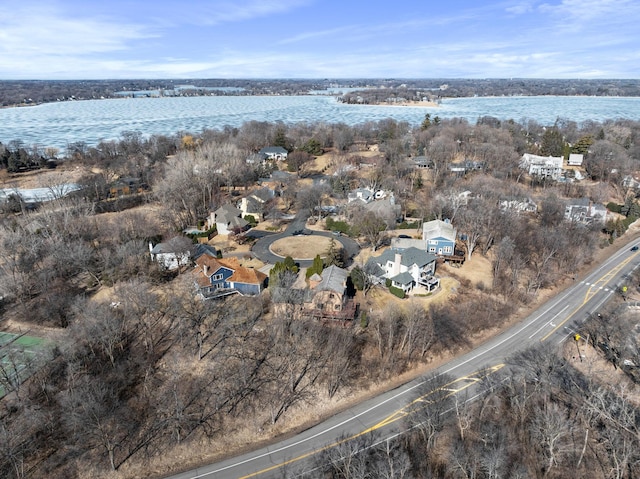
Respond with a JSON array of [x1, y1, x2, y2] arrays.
[[251, 210, 360, 267], [167, 241, 640, 479]]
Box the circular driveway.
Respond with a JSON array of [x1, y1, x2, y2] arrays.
[[251, 211, 360, 268]]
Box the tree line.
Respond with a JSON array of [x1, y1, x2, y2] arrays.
[[1, 112, 640, 477], [3, 78, 640, 107]]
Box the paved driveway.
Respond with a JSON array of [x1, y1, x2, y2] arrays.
[[251, 210, 360, 268]]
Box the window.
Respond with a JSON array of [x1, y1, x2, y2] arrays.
[[429, 246, 436, 253], [213, 273, 223, 280], [444, 246, 452, 254]]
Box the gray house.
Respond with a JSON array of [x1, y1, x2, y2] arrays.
[[209, 204, 249, 235], [368, 247, 439, 293]]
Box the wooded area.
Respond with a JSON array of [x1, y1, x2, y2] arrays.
[[1, 111, 640, 478], [2, 78, 640, 107]]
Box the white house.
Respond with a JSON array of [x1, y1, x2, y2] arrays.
[[149, 238, 192, 271], [259, 146, 288, 161], [520, 153, 564, 180], [568, 153, 584, 166], [499, 197, 538, 214], [367, 247, 439, 293], [209, 204, 249, 235]]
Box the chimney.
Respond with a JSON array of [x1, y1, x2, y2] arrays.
[[203, 264, 209, 276], [393, 253, 402, 276]]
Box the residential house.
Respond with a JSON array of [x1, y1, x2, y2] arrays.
[[412, 156, 432, 169], [568, 153, 584, 166], [259, 146, 288, 161], [193, 244, 219, 261], [423, 219, 457, 256], [623, 172, 640, 190], [363, 196, 402, 224], [448, 160, 486, 176], [209, 204, 249, 235], [303, 265, 357, 320], [519, 153, 564, 180], [347, 187, 375, 204], [193, 255, 267, 298], [368, 247, 439, 293], [271, 266, 357, 321], [499, 197, 538, 214], [391, 237, 425, 251], [238, 187, 275, 221], [564, 198, 608, 224], [149, 237, 192, 271]]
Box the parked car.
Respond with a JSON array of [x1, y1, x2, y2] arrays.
[[631, 245, 639, 251]]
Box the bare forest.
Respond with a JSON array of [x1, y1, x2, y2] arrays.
[[3, 78, 640, 107], [1, 112, 640, 478]]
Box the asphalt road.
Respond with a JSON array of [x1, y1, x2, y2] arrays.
[[251, 210, 360, 268], [166, 241, 640, 479]]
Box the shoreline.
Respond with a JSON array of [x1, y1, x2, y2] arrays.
[[348, 100, 440, 108]]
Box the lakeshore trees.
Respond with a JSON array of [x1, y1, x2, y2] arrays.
[[1, 114, 640, 477]]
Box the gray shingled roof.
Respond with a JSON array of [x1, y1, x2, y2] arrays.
[[373, 247, 436, 268], [315, 265, 348, 293], [390, 272, 414, 285]]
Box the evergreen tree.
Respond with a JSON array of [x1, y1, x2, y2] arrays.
[[306, 254, 324, 279], [323, 238, 344, 267]]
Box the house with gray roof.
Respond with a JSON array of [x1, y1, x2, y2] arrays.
[[271, 265, 357, 321], [238, 187, 275, 221], [347, 188, 375, 204], [423, 219, 457, 256], [149, 237, 193, 271], [209, 204, 249, 235], [259, 146, 288, 161], [368, 247, 439, 293], [564, 198, 607, 225]]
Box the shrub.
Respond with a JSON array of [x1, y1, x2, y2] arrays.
[[325, 217, 351, 235], [389, 285, 405, 299], [607, 202, 622, 214], [397, 220, 421, 230]]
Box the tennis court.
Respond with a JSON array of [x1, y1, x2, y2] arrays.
[[0, 331, 48, 398]]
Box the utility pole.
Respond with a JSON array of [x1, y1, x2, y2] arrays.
[[574, 334, 583, 362]]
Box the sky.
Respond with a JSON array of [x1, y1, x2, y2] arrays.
[[0, 0, 639, 79]]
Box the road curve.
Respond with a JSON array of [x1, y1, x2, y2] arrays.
[[251, 210, 360, 267], [166, 241, 640, 479]]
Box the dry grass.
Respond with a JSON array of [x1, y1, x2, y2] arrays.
[[563, 340, 640, 407], [269, 235, 335, 259]]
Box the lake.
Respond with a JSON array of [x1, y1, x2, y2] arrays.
[[1, 95, 640, 149]]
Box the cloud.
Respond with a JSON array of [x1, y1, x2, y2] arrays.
[[505, 1, 537, 15], [0, 3, 153, 58], [173, 0, 312, 26], [538, 0, 639, 22]]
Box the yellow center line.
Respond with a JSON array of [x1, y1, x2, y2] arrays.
[[237, 364, 504, 479], [541, 255, 634, 342]]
